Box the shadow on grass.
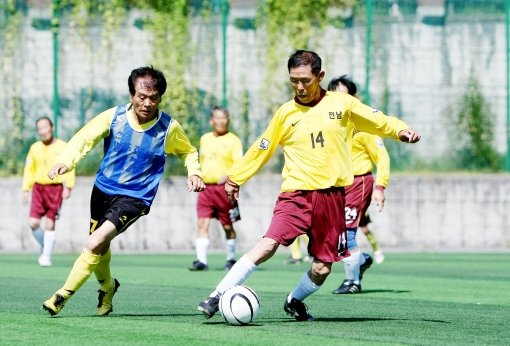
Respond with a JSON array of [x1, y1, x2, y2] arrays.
[[360, 289, 411, 294]]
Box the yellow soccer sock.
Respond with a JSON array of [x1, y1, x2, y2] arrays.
[[290, 238, 303, 260], [59, 249, 101, 298], [94, 249, 114, 290], [365, 231, 380, 252]]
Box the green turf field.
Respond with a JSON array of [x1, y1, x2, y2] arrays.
[[0, 253, 508, 345]]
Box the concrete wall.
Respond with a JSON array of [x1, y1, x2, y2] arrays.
[[2, 174, 509, 254]]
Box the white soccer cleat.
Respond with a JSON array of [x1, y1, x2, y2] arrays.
[[38, 255, 52, 267], [374, 250, 385, 264]]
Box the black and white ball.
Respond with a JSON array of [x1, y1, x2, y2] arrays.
[[219, 285, 260, 325]]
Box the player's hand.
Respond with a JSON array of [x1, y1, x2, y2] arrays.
[[371, 188, 385, 212], [225, 177, 240, 204], [63, 187, 72, 199], [398, 128, 421, 143], [187, 175, 205, 192], [48, 163, 69, 180], [22, 191, 29, 204]]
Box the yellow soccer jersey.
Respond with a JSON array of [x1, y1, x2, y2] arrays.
[[199, 132, 243, 184], [22, 139, 75, 190], [56, 105, 202, 177], [352, 132, 390, 188], [228, 91, 408, 192]]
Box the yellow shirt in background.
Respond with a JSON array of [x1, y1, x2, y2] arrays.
[[199, 132, 243, 184], [352, 132, 390, 188], [229, 91, 407, 192], [22, 139, 76, 190]]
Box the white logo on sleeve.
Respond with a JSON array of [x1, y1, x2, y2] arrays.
[[258, 138, 270, 150]]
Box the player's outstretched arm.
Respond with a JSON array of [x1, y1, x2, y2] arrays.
[[398, 128, 421, 143], [48, 163, 68, 180], [187, 175, 205, 192]]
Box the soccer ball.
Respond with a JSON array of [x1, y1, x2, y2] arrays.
[[219, 285, 260, 325]]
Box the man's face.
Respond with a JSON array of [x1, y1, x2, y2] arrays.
[[36, 118, 53, 144], [289, 65, 324, 104], [130, 76, 161, 123], [210, 109, 229, 136], [335, 83, 349, 94]]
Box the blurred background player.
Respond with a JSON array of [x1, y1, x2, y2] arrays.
[[327, 75, 390, 294], [359, 213, 385, 264], [284, 234, 312, 264], [197, 50, 420, 322], [22, 116, 75, 267], [42, 66, 204, 317], [189, 106, 243, 271]]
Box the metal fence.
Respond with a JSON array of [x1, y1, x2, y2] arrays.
[[0, 0, 507, 174]]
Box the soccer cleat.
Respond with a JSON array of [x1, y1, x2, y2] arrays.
[[38, 255, 52, 267], [283, 294, 314, 321], [188, 260, 209, 271], [42, 293, 68, 316], [283, 256, 303, 265], [224, 259, 236, 271], [197, 294, 220, 318], [374, 250, 385, 264], [359, 253, 373, 280], [97, 278, 120, 316], [332, 279, 361, 294]]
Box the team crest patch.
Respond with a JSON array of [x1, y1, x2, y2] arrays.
[[259, 138, 270, 150]]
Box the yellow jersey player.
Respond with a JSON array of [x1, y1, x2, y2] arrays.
[[190, 106, 243, 271], [22, 116, 75, 267], [42, 66, 205, 317], [197, 50, 420, 321]]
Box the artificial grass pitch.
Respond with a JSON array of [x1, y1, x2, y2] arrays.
[[0, 253, 508, 345]]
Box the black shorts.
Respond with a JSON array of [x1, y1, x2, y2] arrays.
[[89, 185, 150, 235]]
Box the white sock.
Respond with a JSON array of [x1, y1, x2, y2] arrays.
[[343, 249, 361, 284], [212, 254, 256, 296], [226, 239, 236, 261], [41, 231, 56, 258], [196, 238, 209, 264], [289, 271, 320, 301], [31, 227, 45, 248]]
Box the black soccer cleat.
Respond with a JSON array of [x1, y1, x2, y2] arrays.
[[224, 259, 236, 271], [359, 253, 373, 280], [197, 294, 220, 318], [332, 279, 361, 294], [189, 260, 209, 271], [283, 294, 314, 321]]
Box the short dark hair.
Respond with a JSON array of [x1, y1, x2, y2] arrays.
[[210, 105, 229, 118], [327, 75, 357, 96], [36, 116, 53, 127], [287, 50, 322, 76], [128, 66, 167, 96]]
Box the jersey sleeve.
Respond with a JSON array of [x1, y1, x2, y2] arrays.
[[228, 110, 284, 186], [21, 145, 36, 191], [367, 136, 390, 188], [164, 120, 202, 178], [347, 97, 408, 140], [56, 108, 114, 171]]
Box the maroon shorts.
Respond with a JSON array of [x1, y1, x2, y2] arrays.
[[345, 173, 374, 229], [29, 183, 64, 221], [197, 184, 240, 226], [265, 187, 349, 263]]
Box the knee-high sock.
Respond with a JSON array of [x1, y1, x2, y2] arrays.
[[226, 239, 236, 261], [41, 231, 56, 258], [196, 238, 209, 264], [94, 249, 113, 290], [343, 249, 362, 284], [32, 227, 44, 248], [211, 254, 256, 297], [289, 271, 320, 301], [365, 231, 380, 252], [58, 249, 100, 298]]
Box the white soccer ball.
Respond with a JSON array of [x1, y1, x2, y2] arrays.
[[219, 285, 260, 325]]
